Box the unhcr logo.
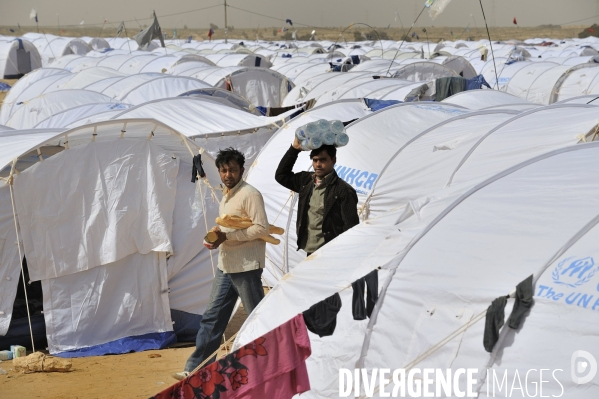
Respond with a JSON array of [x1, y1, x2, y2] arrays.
[[334, 164, 378, 195], [552, 256, 598, 288]]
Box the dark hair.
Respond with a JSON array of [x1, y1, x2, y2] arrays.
[[215, 147, 245, 169], [310, 145, 336, 160]]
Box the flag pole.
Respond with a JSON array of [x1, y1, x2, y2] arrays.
[[224, 0, 228, 44]]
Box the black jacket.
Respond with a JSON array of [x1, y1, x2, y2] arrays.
[[275, 145, 360, 251]]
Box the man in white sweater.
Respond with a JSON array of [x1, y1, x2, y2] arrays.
[[175, 147, 269, 379]]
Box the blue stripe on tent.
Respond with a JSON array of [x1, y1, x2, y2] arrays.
[[363, 98, 402, 111], [54, 331, 177, 358]]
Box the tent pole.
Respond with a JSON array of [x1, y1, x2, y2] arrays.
[[224, 0, 228, 44], [478, 0, 499, 90], [8, 160, 36, 353]]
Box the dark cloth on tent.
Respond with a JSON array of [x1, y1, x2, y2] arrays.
[[405, 84, 429, 102], [350, 55, 361, 65], [256, 106, 268, 116], [302, 293, 342, 337], [133, 12, 165, 50], [363, 98, 402, 112], [507, 275, 534, 329], [329, 63, 343, 72], [352, 269, 379, 320], [191, 154, 205, 182], [465, 74, 492, 91], [435, 77, 466, 102], [351, 279, 366, 320], [483, 296, 507, 352]]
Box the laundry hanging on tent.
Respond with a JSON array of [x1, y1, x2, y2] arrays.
[[191, 154, 205, 182], [464, 74, 492, 91], [483, 274, 534, 352], [483, 295, 507, 352], [507, 275, 533, 329], [352, 269, 379, 320], [152, 314, 311, 399], [302, 293, 342, 337], [435, 77, 466, 102]]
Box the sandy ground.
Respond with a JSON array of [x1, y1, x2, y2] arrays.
[[0, 79, 17, 108], [0, 307, 248, 399]]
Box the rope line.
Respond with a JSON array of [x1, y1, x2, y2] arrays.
[[8, 160, 35, 352]]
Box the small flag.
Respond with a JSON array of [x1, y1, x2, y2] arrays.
[[116, 21, 125, 37], [427, 0, 452, 20], [422, 28, 427, 33], [590, 28, 595, 33], [187, 35, 192, 43], [29, 8, 38, 23], [513, 17, 517, 25], [9, 28, 14, 33], [208, 28, 214, 38], [411, 32, 416, 38], [285, 19, 293, 26]]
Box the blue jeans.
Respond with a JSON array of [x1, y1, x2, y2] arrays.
[[184, 267, 264, 372]]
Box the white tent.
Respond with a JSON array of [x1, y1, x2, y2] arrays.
[[0, 38, 42, 78], [0, 119, 224, 356], [234, 106, 599, 398], [0, 68, 71, 125], [441, 90, 533, 110], [5, 90, 117, 129]]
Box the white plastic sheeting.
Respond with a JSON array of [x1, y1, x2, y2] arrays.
[[34, 103, 131, 128], [235, 142, 599, 399], [188, 66, 292, 107], [360, 144, 599, 398], [0, 185, 21, 336], [112, 97, 285, 165], [118, 76, 211, 105], [5, 90, 116, 129], [166, 161, 218, 315], [0, 68, 71, 124], [42, 251, 172, 354], [442, 89, 532, 109], [14, 139, 179, 281]]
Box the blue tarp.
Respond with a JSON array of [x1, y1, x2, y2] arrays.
[[363, 98, 402, 111], [0, 82, 11, 92], [465, 74, 492, 91], [55, 331, 177, 358]]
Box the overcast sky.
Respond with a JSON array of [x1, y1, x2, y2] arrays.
[[0, 0, 597, 29]]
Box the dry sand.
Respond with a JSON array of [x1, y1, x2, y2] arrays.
[[0, 307, 248, 399]]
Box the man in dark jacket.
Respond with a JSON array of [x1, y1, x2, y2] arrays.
[[275, 136, 359, 255]]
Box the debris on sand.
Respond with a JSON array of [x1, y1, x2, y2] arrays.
[[13, 352, 72, 373]]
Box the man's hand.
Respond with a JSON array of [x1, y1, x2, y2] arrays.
[[292, 137, 303, 151], [210, 231, 227, 249], [204, 226, 226, 250]]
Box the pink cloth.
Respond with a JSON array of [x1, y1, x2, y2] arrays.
[[154, 314, 311, 399]]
